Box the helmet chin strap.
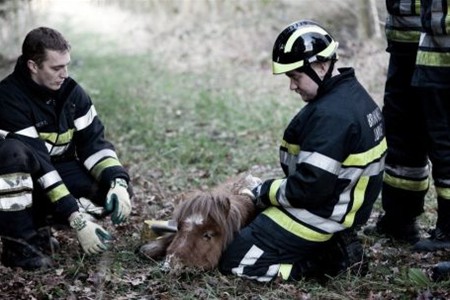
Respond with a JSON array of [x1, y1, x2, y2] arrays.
[[302, 60, 336, 88]]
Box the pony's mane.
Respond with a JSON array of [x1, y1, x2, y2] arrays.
[[173, 183, 255, 249]]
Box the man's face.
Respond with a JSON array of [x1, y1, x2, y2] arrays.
[[28, 49, 70, 91], [285, 69, 319, 102]]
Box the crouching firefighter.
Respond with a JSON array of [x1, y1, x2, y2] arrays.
[[219, 20, 386, 282], [0, 27, 133, 270]]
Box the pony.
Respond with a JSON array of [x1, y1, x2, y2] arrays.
[[139, 174, 259, 271]]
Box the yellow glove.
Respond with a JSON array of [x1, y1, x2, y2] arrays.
[[105, 178, 132, 224], [69, 212, 113, 254]]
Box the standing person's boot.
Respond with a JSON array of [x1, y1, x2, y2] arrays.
[[364, 214, 420, 244], [413, 227, 450, 252], [1, 237, 54, 270], [432, 261, 450, 281]]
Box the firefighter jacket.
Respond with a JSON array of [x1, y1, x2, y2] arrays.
[[256, 68, 387, 242], [0, 57, 130, 219], [385, 0, 422, 54], [412, 0, 450, 88]]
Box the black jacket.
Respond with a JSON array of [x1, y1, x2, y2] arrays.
[[258, 68, 386, 242], [0, 57, 130, 219]]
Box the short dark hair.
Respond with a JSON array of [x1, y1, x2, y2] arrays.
[[22, 27, 71, 65]]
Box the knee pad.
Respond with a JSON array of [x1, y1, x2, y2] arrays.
[[0, 138, 40, 173]]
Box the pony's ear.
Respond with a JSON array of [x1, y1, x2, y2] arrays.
[[215, 195, 231, 216]]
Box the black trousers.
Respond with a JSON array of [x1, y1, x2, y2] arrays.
[[0, 138, 106, 240], [382, 53, 450, 230], [218, 214, 354, 282]]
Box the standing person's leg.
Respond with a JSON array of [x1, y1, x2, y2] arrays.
[[376, 53, 429, 243], [414, 88, 450, 251], [0, 138, 53, 270]]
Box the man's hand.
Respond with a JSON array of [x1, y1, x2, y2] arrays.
[[105, 178, 132, 224], [69, 211, 113, 254]]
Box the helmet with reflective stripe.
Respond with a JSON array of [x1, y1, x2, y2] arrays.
[[272, 20, 339, 75]]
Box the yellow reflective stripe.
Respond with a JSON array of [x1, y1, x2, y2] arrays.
[[91, 158, 122, 180], [47, 184, 70, 203], [316, 41, 338, 60], [385, 29, 421, 43], [416, 51, 450, 67], [384, 172, 429, 191], [285, 26, 329, 52], [281, 140, 300, 155], [273, 60, 304, 74], [39, 129, 74, 145], [436, 187, 450, 200], [343, 176, 368, 227], [269, 179, 283, 205], [278, 264, 293, 280], [262, 207, 333, 242], [343, 138, 387, 167]]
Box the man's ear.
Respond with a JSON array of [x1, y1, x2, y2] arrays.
[[27, 60, 39, 74]]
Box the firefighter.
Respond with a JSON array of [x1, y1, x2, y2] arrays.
[[0, 27, 133, 270], [369, 0, 450, 252], [219, 20, 386, 282]]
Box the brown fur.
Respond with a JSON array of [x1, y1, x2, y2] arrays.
[[139, 175, 257, 270]]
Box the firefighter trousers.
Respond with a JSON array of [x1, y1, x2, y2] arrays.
[[382, 53, 450, 231]]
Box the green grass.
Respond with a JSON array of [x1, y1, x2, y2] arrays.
[[69, 47, 291, 191]]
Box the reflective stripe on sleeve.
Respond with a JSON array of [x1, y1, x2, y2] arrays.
[[15, 126, 39, 138], [37, 171, 62, 189], [84, 149, 118, 170], [74, 105, 97, 131]]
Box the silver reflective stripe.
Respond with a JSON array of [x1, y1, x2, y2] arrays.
[[285, 207, 345, 233], [0, 173, 33, 191], [419, 33, 450, 48], [279, 151, 298, 175], [298, 151, 341, 175], [16, 126, 39, 138], [0, 129, 8, 138], [399, 1, 415, 14], [37, 170, 62, 189], [0, 173, 33, 211], [46, 143, 70, 156], [84, 149, 118, 170], [231, 245, 275, 282], [74, 105, 97, 131], [0, 194, 32, 211], [385, 162, 430, 179]]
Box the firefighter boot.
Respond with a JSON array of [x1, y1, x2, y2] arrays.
[[431, 261, 450, 281], [1, 237, 54, 270], [364, 214, 420, 244], [413, 227, 450, 252]]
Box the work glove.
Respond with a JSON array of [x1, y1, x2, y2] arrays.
[[239, 174, 267, 209], [69, 211, 113, 254], [105, 178, 132, 225]]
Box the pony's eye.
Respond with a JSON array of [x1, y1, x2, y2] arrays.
[[203, 232, 215, 240]]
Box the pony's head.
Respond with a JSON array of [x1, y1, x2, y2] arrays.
[[165, 187, 254, 270]]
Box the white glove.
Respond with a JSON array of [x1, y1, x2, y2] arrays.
[[69, 211, 113, 254], [239, 174, 263, 199], [105, 178, 132, 224]]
